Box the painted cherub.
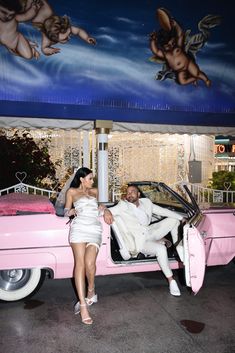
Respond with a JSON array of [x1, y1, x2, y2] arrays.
[[27, 0, 96, 55], [0, 0, 41, 59], [149, 8, 221, 86]]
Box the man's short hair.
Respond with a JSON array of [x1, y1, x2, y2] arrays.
[[127, 184, 140, 193]]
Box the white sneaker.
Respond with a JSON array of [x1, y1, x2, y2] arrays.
[[169, 279, 181, 296]]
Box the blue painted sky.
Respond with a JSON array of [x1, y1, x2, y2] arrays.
[[0, 0, 234, 122]]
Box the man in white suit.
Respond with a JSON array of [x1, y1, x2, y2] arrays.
[[105, 184, 185, 296]]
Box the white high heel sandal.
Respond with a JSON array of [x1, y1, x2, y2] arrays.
[[85, 287, 98, 306], [74, 302, 93, 325]]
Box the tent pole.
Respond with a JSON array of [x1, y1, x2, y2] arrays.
[[95, 120, 113, 202]]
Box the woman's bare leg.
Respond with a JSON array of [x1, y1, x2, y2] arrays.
[[85, 244, 99, 299], [71, 243, 92, 323]]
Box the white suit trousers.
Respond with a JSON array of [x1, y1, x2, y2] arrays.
[[141, 241, 173, 278], [148, 217, 180, 242], [140, 217, 184, 277], [148, 217, 184, 262]]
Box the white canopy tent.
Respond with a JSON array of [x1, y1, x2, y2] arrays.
[[0, 116, 235, 135]]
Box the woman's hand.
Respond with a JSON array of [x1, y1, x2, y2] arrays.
[[64, 207, 77, 217], [68, 208, 77, 217]]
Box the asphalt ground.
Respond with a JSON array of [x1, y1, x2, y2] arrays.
[[0, 263, 235, 353]]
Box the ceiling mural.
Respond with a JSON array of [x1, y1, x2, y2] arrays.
[[0, 0, 234, 127]]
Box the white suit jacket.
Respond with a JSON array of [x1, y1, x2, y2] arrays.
[[110, 198, 183, 256]]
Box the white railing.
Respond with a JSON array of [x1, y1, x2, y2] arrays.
[[171, 181, 235, 205], [0, 182, 57, 198]]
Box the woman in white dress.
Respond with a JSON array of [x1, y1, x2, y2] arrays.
[[64, 167, 112, 325]]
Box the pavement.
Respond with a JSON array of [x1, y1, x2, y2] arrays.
[[0, 262, 235, 353]]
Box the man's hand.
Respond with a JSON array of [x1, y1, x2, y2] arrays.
[[103, 209, 114, 225]]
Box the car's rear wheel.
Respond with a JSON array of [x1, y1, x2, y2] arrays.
[[0, 268, 43, 302]]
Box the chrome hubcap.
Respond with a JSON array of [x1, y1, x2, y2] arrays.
[[0, 269, 31, 291]]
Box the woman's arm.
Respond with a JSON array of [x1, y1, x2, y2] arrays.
[[64, 189, 76, 217]]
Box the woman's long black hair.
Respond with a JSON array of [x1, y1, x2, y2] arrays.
[[70, 167, 92, 188]]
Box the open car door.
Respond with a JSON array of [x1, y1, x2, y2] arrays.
[[183, 223, 206, 294]]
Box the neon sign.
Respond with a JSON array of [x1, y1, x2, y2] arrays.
[[215, 144, 235, 154]]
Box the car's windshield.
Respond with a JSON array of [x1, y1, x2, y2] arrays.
[[133, 182, 196, 217], [138, 184, 181, 206]]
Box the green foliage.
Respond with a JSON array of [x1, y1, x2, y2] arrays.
[[0, 130, 60, 190], [208, 171, 235, 191]]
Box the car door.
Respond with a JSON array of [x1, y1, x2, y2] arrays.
[[183, 222, 206, 294], [176, 183, 206, 294], [158, 182, 206, 294]]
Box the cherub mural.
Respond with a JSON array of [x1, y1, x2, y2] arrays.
[[0, 0, 41, 59], [149, 8, 221, 86], [0, 0, 96, 59], [29, 0, 96, 56]]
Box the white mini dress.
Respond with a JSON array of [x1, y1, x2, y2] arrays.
[[69, 196, 102, 247]]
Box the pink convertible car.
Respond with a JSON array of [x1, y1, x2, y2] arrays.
[[0, 181, 234, 301]]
